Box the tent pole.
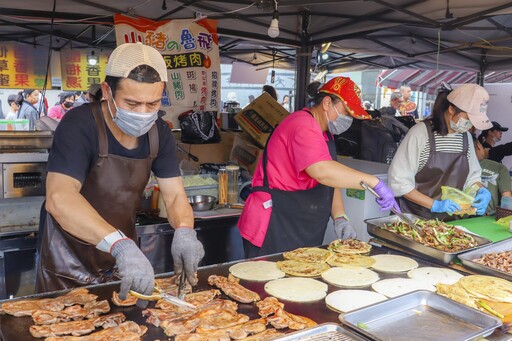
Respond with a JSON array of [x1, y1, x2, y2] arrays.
[[477, 49, 487, 86], [295, 10, 312, 110]]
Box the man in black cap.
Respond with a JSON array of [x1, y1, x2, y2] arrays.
[[478, 121, 512, 163], [479, 121, 509, 148]]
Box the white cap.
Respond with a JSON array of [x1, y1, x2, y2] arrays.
[[106, 42, 168, 82], [447, 84, 492, 130]]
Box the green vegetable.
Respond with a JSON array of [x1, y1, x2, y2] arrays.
[[357, 322, 369, 330], [477, 300, 504, 319]]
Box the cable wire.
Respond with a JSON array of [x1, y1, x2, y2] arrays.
[[174, 0, 255, 16]]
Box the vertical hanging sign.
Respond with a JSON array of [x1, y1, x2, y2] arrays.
[[113, 14, 220, 115], [60, 49, 108, 91], [0, 44, 51, 89]]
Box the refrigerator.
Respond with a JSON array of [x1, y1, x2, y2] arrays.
[[323, 158, 390, 243]]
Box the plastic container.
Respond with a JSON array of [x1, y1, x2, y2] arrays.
[[218, 168, 228, 206], [182, 174, 219, 199], [226, 164, 239, 204]]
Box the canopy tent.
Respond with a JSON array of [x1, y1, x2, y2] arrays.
[[377, 69, 483, 94], [2, 1, 512, 104]]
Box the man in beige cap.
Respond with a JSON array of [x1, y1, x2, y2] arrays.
[[36, 43, 204, 306]]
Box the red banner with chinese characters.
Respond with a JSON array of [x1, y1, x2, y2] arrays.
[[0, 44, 51, 89], [113, 14, 220, 115], [60, 49, 109, 91]]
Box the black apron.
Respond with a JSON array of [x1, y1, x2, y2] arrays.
[[244, 113, 337, 258], [35, 102, 159, 293], [398, 121, 469, 221]]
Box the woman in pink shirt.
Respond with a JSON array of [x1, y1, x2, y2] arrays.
[[238, 77, 400, 258], [48, 92, 75, 121]]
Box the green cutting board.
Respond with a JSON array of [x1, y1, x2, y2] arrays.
[[455, 216, 512, 242]]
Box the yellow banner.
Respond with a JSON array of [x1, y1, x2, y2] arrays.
[[60, 49, 109, 91], [114, 14, 220, 115], [0, 44, 51, 89]]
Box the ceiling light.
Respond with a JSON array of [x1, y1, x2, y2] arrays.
[[88, 50, 98, 65], [268, 9, 279, 38], [321, 53, 329, 60]]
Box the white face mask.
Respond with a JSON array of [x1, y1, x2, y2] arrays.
[[107, 88, 158, 137], [450, 117, 473, 133], [326, 104, 353, 135]]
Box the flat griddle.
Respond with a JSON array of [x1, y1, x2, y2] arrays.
[[0, 246, 495, 341]]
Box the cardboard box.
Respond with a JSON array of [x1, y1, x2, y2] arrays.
[[230, 133, 263, 175], [174, 131, 236, 164], [234, 92, 289, 148]]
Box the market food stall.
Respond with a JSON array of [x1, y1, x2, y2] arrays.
[[2, 213, 512, 340]]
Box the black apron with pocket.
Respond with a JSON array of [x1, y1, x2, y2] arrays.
[[244, 113, 337, 258], [35, 102, 158, 293]]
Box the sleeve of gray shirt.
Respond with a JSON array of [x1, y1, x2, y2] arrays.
[[463, 131, 483, 189]]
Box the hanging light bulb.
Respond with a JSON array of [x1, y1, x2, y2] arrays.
[[88, 50, 97, 65], [268, 1, 279, 39]]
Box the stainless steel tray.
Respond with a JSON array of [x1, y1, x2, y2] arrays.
[[340, 290, 502, 341], [458, 237, 512, 281], [275, 323, 367, 341], [365, 214, 492, 264]]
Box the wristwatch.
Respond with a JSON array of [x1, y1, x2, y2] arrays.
[[96, 230, 128, 253]]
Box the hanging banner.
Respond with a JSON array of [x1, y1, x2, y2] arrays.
[[0, 44, 51, 89], [114, 14, 220, 115], [60, 49, 109, 91]]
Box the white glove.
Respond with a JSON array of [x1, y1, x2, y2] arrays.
[[334, 215, 357, 240]]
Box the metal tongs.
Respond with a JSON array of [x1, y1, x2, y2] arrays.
[[177, 272, 187, 300], [360, 181, 425, 237], [129, 283, 196, 310]]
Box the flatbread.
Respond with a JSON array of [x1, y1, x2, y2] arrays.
[[436, 283, 478, 309], [327, 254, 376, 269], [321, 268, 379, 288], [229, 261, 285, 281], [407, 267, 463, 286], [282, 247, 332, 263], [458, 275, 512, 303], [264, 278, 328, 302], [325, 290, 387, 312], [372, 278, 436, 298], [370, 254, 418, 273], [327, 239, 372, 255], [276, 260, 330, 277]]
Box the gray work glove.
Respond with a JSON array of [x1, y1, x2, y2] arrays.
[[171, 227, 205, 286], [111, 238, 154, 309], [334, 216, 357, 240]]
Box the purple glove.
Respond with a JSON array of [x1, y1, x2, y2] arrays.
[[373, 180, 401, 213]]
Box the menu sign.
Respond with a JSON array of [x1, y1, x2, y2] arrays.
[[0, 44, 51, 89], [60, 49, 108, 91], [114, 14, 220, 115]]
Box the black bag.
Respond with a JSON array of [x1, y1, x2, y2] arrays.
[[360, 119, 402, 164], [178, 111, 221, 144]]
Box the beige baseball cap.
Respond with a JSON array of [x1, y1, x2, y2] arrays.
[[447, 83, 492, 130], [106, 42, 168, 82]]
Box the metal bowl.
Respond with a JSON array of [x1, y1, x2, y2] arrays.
[[188, 195, 216, 211]]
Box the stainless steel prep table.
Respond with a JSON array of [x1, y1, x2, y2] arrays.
[[1, 245, 510, 341]]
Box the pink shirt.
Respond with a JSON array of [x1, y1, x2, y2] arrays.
[[238, 109, 333, 247], [48, 105, 66, 121]]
